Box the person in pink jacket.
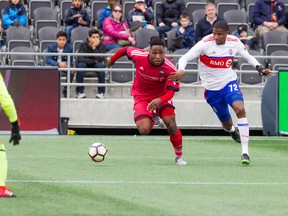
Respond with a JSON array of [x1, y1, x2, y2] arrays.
[[102, 3, 136, 51]]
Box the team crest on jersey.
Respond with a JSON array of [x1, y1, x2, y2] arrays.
[[159, 70, 165, 75], [228, 48, 233, 55]]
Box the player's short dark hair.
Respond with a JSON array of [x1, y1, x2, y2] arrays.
[[213, 20, 229, 32], [89, 28, 100, 37], [56, 31, 67, 39], [149, 36, 165, 47]]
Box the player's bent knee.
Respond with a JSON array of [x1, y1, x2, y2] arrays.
[[234, 107, 246, 118], [138, 127, 150, 135]]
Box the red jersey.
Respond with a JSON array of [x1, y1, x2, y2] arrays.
[[126, 47, 179, 99]]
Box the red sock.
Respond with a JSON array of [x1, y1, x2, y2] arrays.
[[170, 129, 182, 157]]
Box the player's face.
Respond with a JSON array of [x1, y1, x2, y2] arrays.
[[149, 45, 165, 66], [213, 28, 228, 45], [57, 36, 67, 49]]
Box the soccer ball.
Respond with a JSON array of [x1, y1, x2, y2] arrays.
[[88, 143, 108, 162]]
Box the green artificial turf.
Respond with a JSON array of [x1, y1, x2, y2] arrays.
[[1, 135, 288, 216]]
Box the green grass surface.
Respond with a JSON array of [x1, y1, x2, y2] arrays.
[[1, 135, 288, 216]]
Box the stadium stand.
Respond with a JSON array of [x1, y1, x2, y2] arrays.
[[70, 26, 90, 44], [223, 10, 248, 33], [10, 46, 37, 66], [59, 0, 72, 25], [263, 30, 288, 56], [216, 2, 240, 18], [28, 0, 54, 25], [191, 9, 205, 28], [37, 26, 62, 53], [6, 26, 32, 52], [165, 28, 177, 52], [33, 7, 59, 39], [123, 1, 134, 21], [270, 50, 288, 71], [185, 1, 206, 17], [134, 28, 159, 49]]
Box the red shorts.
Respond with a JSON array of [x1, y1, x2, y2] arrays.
[[133, 96, 175, 122]]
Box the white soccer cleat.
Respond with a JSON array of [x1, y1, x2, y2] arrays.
[[175, 156, 187, 165], [95, 93, 105, 99], [77, 92, 86, 99]]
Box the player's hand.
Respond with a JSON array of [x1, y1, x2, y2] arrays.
[[106, 57, 114, 67], [261, 69, 273, 76], [168, 70, 185, 82], [9, 121, 21, 145], [147, 98, 161, 112]]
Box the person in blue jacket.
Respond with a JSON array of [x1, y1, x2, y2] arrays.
[[173, 12, 195, 50], [127, 0, 154, 28], [46, 31, 74, 98], [2, 0, 27, 30], [99, 0, 118, 30], [253, 0, 288, 38], [65, 0, 90, 42]]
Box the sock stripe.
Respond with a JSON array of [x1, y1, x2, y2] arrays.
[[238, 123, 249, 126]]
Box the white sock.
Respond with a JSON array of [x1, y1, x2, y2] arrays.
[[238, 118, 249, 155]]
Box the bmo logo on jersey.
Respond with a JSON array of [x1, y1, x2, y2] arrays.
[[200, 55, 233, 68]]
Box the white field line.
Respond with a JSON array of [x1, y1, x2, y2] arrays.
[[6, 179, 288, 185], [7, 155, 288, 160]]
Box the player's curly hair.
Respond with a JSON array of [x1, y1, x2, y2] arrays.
[[213, 20, 229, 32], [149, 36, 165, 47]]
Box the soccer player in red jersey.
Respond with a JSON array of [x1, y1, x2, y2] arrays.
[[107, 36, 186, 165]]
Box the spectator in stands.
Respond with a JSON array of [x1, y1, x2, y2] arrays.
[[235, 24, 258, 50], [253, 0, 288, 39], [155, 0, 186, 39], [195, 2, 223, 43], [172, 12, 195, 50], [99, 0, 118, 30], [65, 0, 90, 42], [127, 0, 154, 29], [76, 29, 106, 99], [46, 31, 74, 98], [102, 3, 136, 52], [2, 0, 27, 30]]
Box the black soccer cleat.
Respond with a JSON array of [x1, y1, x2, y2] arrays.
[[241, 154, 250, 165], [229, 128, 241, 143]]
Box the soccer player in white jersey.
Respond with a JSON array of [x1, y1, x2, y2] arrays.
[[169, 20, 273, 165]]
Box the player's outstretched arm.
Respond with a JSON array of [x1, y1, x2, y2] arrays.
[[106, 47, 128, 67], [168, 70, 185, 82], [9, 120, 21, 145]]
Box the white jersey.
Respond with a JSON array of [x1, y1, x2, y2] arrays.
[[178, 34, 260, 90]]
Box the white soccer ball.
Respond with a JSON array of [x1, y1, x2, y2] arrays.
[[88, 143, 108, 162]]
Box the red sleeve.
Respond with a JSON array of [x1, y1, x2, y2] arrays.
[[110, 47, 128, 63], [159, 89, 175, 103]]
